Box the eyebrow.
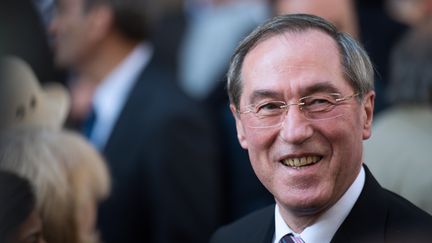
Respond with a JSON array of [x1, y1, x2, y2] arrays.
[[248, 89, 284, 105], [248, 82, 341, 102], [301, 82, 341, 95]]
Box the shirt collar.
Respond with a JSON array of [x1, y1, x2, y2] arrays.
[[90, 42, 152, 149], [93, 42, 152, 116], [274, 166, 365, 243]]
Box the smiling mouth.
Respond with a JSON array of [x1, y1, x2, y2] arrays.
[[281, 155, 322, 168]]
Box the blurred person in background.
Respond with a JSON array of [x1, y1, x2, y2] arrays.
[[0, 170, 46, 243], [271, 0, 408, 114], [0, 127, 111, 243], [149, 0, 186, 74], [0, 55, 109, 243], [0, 56, 70, 131], [49, 0, 222, 242], [270, 0, 359, 38], [179, 0, 269, 100], [364, 20, 432, 215], [356, 0, 408, 114], [0, 0, 66, 85], [385, 0, 432, 27]]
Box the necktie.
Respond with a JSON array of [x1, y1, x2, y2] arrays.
[[280, 233, 304, 243], [81, 106, 97, 139]]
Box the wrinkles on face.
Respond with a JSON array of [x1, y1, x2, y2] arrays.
[[236, 30, 367, 229]]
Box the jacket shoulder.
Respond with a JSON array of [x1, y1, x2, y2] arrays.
[[383, 188, 432, 241], [332, 166, 432, 243], [210, 205, 274, 243]]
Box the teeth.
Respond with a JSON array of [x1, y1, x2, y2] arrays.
[[282, 156, 321, 167]]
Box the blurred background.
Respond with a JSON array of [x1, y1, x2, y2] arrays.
[[1, 0, 432, 242]]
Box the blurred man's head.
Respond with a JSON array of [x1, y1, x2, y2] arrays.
[[49, 0, 151, 69], [271, 0, 359, 37], [387, 19, 432, 105]]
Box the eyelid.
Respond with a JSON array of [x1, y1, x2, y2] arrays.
[[256, 100, 286, 108], [248, 90, 284, 105], [242, 93, 343, 112]]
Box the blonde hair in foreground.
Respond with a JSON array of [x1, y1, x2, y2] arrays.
[[0, 127, 110, 243]]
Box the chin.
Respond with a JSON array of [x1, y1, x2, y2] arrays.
[[276, 186, 333, 215]]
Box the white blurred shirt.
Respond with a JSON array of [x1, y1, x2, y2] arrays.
[[89, 43, 152, 149]]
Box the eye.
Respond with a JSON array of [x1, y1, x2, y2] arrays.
[[302, 96, 336, 112], [257, 101, 281, 110], [308, 97, 332, 105], [255, 101, 285, 115]]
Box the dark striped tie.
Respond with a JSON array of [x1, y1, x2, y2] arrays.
[[280, 233, 304, 243], [81, 106, 97, 139]]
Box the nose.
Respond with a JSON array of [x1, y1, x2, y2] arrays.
[[279, 106, 313, 144]]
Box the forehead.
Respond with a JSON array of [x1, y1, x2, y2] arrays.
[[240, 29, 351, 103]]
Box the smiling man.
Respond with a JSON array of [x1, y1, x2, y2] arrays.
[[210, 14, 432, 243]]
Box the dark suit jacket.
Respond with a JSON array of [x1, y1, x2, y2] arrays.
[[210, 166, 432, 243], [96, 55, 223, 243]]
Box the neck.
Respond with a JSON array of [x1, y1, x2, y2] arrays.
[[77, 32, 140, 84], [276, 166, 362, 233], [277, 204, 326, 233]]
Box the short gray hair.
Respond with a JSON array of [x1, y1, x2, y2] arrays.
[[227, 14, 374, 109]]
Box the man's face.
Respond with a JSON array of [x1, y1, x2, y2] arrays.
[[49, 0, 95, 68], [232, 30, 374, 217]]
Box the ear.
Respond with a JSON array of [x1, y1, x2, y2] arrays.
[[361, 91, 375, 140], [230, 104, 249, 149], [86, 5, 114, 42]]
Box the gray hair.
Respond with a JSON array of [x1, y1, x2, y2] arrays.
[[387, 21, 432, 105], [227, 14, 374, 109]]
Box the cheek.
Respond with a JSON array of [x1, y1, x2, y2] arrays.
[[324, 113, 364, 172], [243, 129, 279, 182], [60, 16, 85, 40], [244, 130, 270, 159], [59, 15, 77, 34], [244, 127, 279, 147], [243, 128, 279, 162]]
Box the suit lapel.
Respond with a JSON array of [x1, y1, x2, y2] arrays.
[[103, 58, 155, 159], [331, 165, 387, 243], [264, 218, 275, 243], [250, 205, 276, 243], [259, 211, 275, 243]]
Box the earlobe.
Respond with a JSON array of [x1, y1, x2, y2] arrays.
[[362, 91, 375, 140], [230, 104, 248, 149]]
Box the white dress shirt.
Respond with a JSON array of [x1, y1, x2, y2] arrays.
[[273, 166, 366, 243], [89, 43, 152, 149]]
